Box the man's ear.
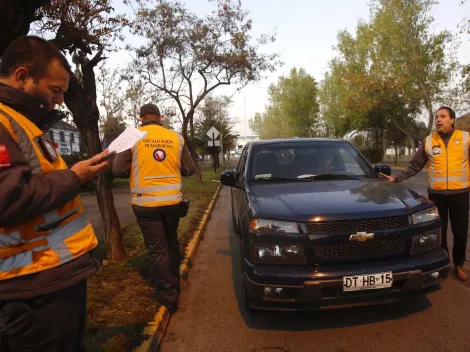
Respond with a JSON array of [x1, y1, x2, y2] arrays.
[[13, 67, 30, 90]]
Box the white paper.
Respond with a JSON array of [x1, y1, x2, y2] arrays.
[[107, 126, 148, 153]]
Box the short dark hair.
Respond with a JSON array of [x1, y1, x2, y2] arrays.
[[0, 35, 72, 82], [436, 106, 456, 120]]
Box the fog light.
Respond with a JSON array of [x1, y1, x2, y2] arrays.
[[430, 272, 439, 279], [264, 287, 284, 296], [411, 229, 441, 255]]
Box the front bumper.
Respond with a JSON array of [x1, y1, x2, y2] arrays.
[[243, 248, 450, 311]]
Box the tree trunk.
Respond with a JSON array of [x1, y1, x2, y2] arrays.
[[182, 112, 203, 183], [394, 144, 398, 165], [424, 93, 435, 135], [84, 122, 126, 262], [409, 136, 416, 157], [64, 74, 127, 262]]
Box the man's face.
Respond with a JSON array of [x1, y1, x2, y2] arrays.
[[435, 108, 454, 133], [17, 59, 69, 111]]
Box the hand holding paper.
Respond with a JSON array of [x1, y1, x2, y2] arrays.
[[107, 126, 148, 154]]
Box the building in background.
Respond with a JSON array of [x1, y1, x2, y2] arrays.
[[233, 134, 259, 155], [48, 121, 81, 156]]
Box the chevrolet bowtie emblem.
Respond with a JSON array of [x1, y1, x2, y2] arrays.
[[349, 232, 374, 242]]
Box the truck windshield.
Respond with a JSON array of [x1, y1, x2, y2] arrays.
[[249, 141, 377, 181]]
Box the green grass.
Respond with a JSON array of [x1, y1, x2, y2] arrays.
[[85, 164, 226, 352]]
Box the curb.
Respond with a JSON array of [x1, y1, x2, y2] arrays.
[[134, 173, 225, 352]]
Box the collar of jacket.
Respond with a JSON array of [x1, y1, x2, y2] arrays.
[[438, 127, 455, 140], [142, 120, 162, 127], [0, 82, 66, 132]]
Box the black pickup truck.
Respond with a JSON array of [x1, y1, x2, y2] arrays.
[[221, 138, 449, 311]]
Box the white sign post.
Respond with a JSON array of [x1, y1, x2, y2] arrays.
[[207, 140, 221, 147], [206, 126, 220, 172]]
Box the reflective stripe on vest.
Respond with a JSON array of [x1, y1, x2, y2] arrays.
[[425, 130, 470, 191], [0, 103, 98, 280], [131, 183, 181, 194], [0, 215, 89, 271]]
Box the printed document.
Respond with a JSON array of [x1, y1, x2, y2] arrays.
[[107, 126, 148, 153]]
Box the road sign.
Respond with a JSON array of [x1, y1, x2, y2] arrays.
[[208, 140, 221, 147], [206, 126, 220, 140]]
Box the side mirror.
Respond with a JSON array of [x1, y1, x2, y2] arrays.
[[375, 164, 391, 176], [221, 169, 240, 187]]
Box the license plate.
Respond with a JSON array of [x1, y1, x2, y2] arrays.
[[343, 272, 393, 292]]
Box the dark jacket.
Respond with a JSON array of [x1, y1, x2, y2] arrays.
[[0, 82, 100, 300]]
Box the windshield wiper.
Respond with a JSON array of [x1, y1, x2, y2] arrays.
[[297, 174, 361, 180], [253, 176, 313, 182]]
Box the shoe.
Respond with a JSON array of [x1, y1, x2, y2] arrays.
[[455, 265, 467, 281], [162, 301, 179, 314]]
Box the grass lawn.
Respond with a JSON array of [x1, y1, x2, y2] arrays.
[[85, 164, 227, 351]]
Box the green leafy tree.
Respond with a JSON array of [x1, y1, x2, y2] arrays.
[[459, 0, 470, 106], [369, 0, 459, 134], [248, 112, 263, 137], [320, 0, 457, 156], [194, 95, 238, 161], [319, 61, 361, 137], [249, 67, 320, 139]]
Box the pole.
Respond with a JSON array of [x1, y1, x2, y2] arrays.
[[220, 131, 223, 167], [212, 132, 216, 173], [244, 96, 247, 142]]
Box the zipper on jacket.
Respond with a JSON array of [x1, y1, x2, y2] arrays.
[[446, 145, 448, 190]]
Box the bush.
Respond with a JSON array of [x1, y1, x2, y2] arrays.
[[358, 147, 384, 163]]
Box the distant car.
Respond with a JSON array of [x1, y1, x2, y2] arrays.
[[221, 138, 449, 311]]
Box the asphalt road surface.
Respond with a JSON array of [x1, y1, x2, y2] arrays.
[[161, 169, 470, 352]]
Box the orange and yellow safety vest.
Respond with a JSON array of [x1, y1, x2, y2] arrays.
[[424, 129, 470, 191], [0, 103, 98, 281], [130, 123, 184, 207]]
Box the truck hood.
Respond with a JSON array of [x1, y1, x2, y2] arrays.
[[248, 178, 430, 222]]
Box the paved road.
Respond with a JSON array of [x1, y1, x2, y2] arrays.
[[161, 172, 470, 352]]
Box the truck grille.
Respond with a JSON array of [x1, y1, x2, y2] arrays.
[[313, 237, 408, 263], [307, 216, 409, 234]]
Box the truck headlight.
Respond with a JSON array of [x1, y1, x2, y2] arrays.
[[412, 207, 439, 225], [250, 219, 299, 234], [411, 229, 441, 255], [253, 243, 306, 265]]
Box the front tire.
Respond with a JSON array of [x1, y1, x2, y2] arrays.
[[240, 240, 260, 313]]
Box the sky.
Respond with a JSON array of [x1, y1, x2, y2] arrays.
[[107, 0, 470, 137]]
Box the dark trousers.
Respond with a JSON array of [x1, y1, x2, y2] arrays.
[[428, 192, 469, 266], [133, 203, 182, 303], [0, 280, 87, 352]]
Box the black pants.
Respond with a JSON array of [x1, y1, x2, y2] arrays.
[[133, 203, 182, 304], [0, 280, 87, 352], [428, 192, 469, 266]]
